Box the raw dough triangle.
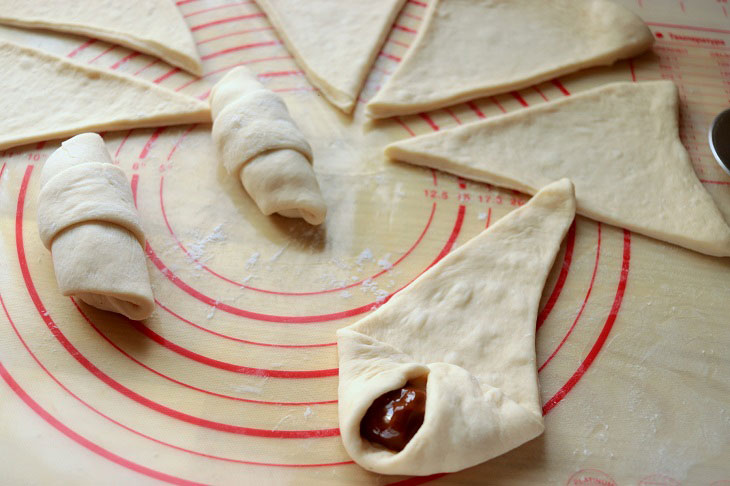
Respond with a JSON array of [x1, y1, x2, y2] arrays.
[[0, 0, 203, 75], [0, 41, 210, 151], [386, 81, 730, 257], [255, 0, 407, 113], [366, 0, 653, 118], [338, 179, 576, 475]]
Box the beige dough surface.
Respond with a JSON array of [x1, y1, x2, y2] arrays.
[[366, 0, 653, 118], [255, 0, 407, 113], [0, 40, 210, 151], [37, 133, 154, 321], [387, 81, 730, 257], [338, 179, 576, 475], [0, 1, 729, 484], [0, 0, 203, 75]]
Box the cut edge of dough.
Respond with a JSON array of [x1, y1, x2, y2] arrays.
[[0, 16, 203, 76], [365, 0, 654, 119], [0, 40, 211, 151]]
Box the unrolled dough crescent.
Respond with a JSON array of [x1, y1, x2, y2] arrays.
[[338, 179, 576, 475], [386, 80, 730, 257], [37, 133, 154, 321], [210, 66, 327, 225], [366, 0, 653, 118], [0, 0, 203, 75], [0, 41, 210, 151], [254, 0, 407, 113]]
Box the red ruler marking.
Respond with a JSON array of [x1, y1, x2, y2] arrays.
[[154, 67, 180, 84], [419, 113, 439, 131], [67, 38, 97, 58], [89, 45, 116, 64], [133, 59, 159, 76], [646, 21, 730, 35], [197, 26, 273, 45], [379, 51, 402, 62], [491, 97, 507, 113], [511, 91, 529, 107], [395, 117, 416, 136], [533, 85, 549, 102], [393, 23, 418, 34], [201, 40, 279, 61], [184, 1, 253, 18], [110, 52, 140, 70], [551, 79, 571, 96], [467, 101, 486, 119]]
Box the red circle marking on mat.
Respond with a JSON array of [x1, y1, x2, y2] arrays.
[[15, 166, 338, 439], [159, 174, 437, 295], [536, 221, 576, 330], [73, 299, 338, 404], [538, 223, 602, 372], [0, 360, 206, 486], [156, 299, 337, 348], [128, 317, 338, 378], [542, 229, 631, 414], [0, 294, 351, 469]]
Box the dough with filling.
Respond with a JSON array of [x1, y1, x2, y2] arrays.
[[254, 0, 407, 113], [37, 133, 154, 321], [366, 0, 653, 118], [0, 0, 203, 75], [338, 179, 576, 475], [386, 81, 730, 257], [210, 66, 327, 225], [0, 41, 210, 151]]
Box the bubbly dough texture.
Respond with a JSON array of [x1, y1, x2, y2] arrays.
[[0, 0, 203, 75], [210, 66, 327, 225], [367, 0, 653, 118], [387, 81, 730, 257], [0, 41, 210, 151], [338, 179, 576, 476], [255, 0, 406, 113], [37, 133, 154, 321]]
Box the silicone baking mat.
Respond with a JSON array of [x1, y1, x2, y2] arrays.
[[0, 1, 729, 484]]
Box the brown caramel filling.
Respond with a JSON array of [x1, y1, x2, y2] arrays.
[[360, 381, 427, 452]]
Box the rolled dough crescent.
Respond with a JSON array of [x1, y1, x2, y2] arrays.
[[0, 41, 210, 152], [366, 0, 653, 118], [0, 0, 203, 75], [386, 81, 730, 257], [338, 179, 576, 475], [254, 0, 407, 113], [210, 67, 327, 225], [37, 133, 154, 321]]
